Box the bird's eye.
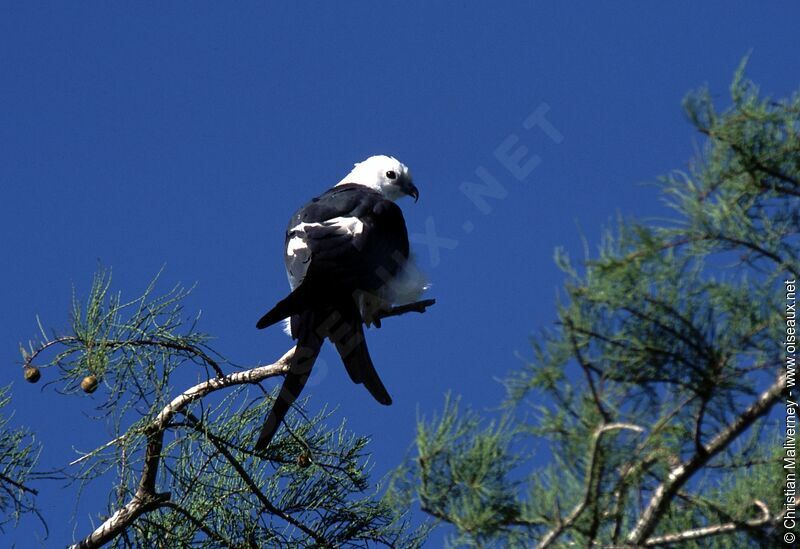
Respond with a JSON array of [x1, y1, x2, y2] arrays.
[[385, 170, 397, 180]]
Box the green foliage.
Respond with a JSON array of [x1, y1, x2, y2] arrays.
[[21, 270, 424, 547], [24, 268, 212, 411], [0, 385, 41, 532], [391, 62, 797, 546], [388, 396, 527, 547], [111, 400, 419, 547]]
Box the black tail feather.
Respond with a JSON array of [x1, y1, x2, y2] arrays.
[[253, 368, 309, 452], [333, 320, 392, 406], [256, 285, 309, 330], [253, 314, 323, 452], [254, 296, 394, 452]]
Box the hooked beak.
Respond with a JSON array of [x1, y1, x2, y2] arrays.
[[403, 180, 419, 202]]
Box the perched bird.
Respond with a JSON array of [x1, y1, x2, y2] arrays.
[[253, 155, 426, 451]]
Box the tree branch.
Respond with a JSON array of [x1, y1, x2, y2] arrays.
[[698, 126, 800, 188], [565, 318, 610, 422], [609, 396, 696, 544], [643, 499, 777, 546], [68, 348, 295, 549], [371, 299, 436, 327], [625, 373, 786, 544], [179, 412, 329, 545], [71, 491, 171, 549], [377, 299, 436, 319], [0, 471, 38, 496], [537, 422, 645, 549], [61, 296, 436, 547], [23, 336, 226, 379], [67, 298, 437, 547], [116, 339, 225, 378], [160, 501, 235, 547]]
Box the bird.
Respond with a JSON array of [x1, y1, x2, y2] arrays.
[[253, 155, 427, 451]]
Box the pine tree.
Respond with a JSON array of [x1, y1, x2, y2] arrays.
[[389, 61, 797, 547], [16, 270, 428, 547]]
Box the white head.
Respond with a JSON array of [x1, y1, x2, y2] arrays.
[[335, 155, 419, 202]]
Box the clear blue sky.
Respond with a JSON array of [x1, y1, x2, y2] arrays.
[[1, 2, 798, 545]]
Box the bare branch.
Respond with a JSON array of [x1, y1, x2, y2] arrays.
[[371, 299, 436, 327], [377, 299, 436, 320], [23, 336, 225, 379], [68, 347, 295, 549], [21, 335, 79, 367], [537, 422, 645, 549], [643, 499, 777, 546], [626, 373, 786, 544], [70, 435, 127, 466], [70, 491, 170, 549], [565, 318, 610, 422], [0, 471, 38, 496]]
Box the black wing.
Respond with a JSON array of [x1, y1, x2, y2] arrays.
[[256, 184, 410, 330], [284, 184, 410, 295]]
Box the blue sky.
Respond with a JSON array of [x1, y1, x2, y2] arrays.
[[1, 2, 799, 545]]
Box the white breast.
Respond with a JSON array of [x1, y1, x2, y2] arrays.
[[380, 252, 430, 305]]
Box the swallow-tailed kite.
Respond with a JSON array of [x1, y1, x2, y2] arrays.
[[253, 155, 427, 451]]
